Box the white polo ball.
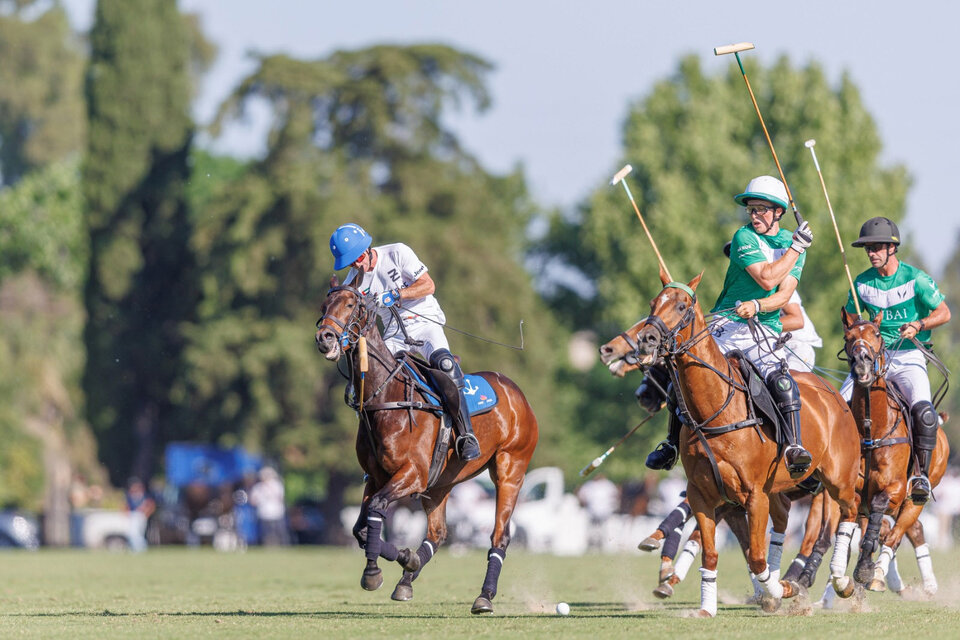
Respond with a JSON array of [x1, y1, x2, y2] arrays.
[[556, 602, 570, 616]]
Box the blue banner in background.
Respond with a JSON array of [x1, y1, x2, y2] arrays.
[[165, 442, 263, 488]]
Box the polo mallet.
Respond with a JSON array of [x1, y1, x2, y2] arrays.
[[714, 42, 804, 226], [358, 336, 369, 411], [579, 407, 662, 477], [610, 165, 673, 281], [804, 139, 861, 316]]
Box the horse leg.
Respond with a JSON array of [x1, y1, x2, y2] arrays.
[[360, 470, 423, 591], [799, 492, 839, 588], [855, 490, 891, 584], [655, 524, 699, 599], [471, 455, 526, 615], [642, 498, 691, 552], [785, 491, 823, 583], [716, 505, 760, 603], [896, 502, 938, 596], [687, 486, 719, 618], [743, 492, 785, 612], [768, 493, 796, 597], [392, 490, 452, 601]]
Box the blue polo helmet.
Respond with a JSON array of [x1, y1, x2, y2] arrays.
[[330, 223, 372, 269]]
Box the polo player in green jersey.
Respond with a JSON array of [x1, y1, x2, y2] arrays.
[[641, 176, 815, 476], [840, 217, 951, 502]]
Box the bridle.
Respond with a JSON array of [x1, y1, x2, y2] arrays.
[[627, 282, 701, 363], [317, 285, 371, 350], [843, 322, 887, 385]]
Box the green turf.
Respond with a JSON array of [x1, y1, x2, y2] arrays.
[[0, 545, 958, 638]]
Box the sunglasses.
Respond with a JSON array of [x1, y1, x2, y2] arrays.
[[864, 244, 889, 254], [745, 204, 777, 215]]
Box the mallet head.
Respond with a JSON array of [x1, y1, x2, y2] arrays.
[[610, 164, 633, 186], [804, 139, 816, 148], [714, 42, 755, 56]]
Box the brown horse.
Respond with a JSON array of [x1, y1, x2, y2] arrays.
[[841, 308, 949, 591], [315, 277, 539, 614], [599, 270, 861, 616]]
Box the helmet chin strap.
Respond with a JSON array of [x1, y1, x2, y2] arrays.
[[877, 245, 895, 271]]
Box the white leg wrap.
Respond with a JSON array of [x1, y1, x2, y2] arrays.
[[699, 568, 718, 617], [674, 539, 700, 581], [749, 571, 762, 599], [915, 543, 938, 593], [820, 582, 836, 609], [886, 553, 904, 593], [876, 545, 894, 576], [753, 566, 784, 600], [830, 521, 856, 577], [767, 530, 785, 573]]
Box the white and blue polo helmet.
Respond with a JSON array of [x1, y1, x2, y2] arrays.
[[330, 223, 372, 270]]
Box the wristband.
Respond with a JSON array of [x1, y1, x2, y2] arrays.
[[753, 299, 762, 314], [918, 319, 926, 332]]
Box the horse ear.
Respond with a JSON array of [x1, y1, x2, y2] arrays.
[[658, 264, 670, 286], [330, 274, 340, 288], [841, 307, 853, 328], [688, 271, 704, 292], [873, 312, 883, 326]]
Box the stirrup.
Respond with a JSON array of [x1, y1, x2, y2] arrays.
[[784, 445, 812, 477], [456, 434, 481, 461], [645, 440, 678, 470], [908, 475, 931, 504]]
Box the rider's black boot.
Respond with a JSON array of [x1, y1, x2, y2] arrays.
[[431, 349, 480, 462], [908, 401, 938, 504], [766, 365, 811, 478], [645, 407, 681, 471]]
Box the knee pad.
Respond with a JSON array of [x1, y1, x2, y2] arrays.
[[430, 348, 456, 374], [765, 369, 801, 413], [911, 401, 938, 450]]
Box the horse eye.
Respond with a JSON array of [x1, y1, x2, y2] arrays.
[[677, 302, 687, 312]]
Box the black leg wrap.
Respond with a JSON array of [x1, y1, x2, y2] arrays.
[[798, 550, 823, 588], [782, 554, 808, 583], [658, 502, 692, 560], [862, 510, 884, 558], [364, 506, 399, 562], [411, 540, 436, 580], [481, 547, 506, 599]]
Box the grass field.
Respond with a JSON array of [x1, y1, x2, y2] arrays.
[[0, 545, 959, 638]]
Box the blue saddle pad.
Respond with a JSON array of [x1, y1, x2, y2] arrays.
[[402, 362, 498, 416]]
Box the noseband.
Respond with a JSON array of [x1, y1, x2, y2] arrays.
[[627, 283, 698, 361], [317, 285, 371, 349]]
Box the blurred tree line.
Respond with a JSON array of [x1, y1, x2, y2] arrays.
[[0, 0, 956, 543]]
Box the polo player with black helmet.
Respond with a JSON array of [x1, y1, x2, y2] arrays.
[[328, 223, 481, 461], [640, 176, 815, 478], [841, 217, 951, 502]]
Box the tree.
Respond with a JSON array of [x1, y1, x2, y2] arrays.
[[83, 0, 197, 483], [533, 55, 911, 469], [0, 1, 86, 185]]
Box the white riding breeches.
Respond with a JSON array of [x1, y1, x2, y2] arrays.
[[710, 317, 785, 379], [840, 348, 931, 406], [384, 314, 449, 361], [784, 342, 816, 373]]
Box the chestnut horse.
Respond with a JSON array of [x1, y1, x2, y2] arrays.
[[841, 308, 949, 591], [315, 278, 539, 614], [599, 270, 861, 616]]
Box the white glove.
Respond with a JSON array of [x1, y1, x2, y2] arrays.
[[791, 221, 813, 253]]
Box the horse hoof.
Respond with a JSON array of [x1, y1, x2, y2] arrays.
[[923, 582, 938, 597], [866, 579, 886, 592], [652, 582, 674, 599], [854, 562, 875, 585], [397, 548, 421, 573], [391, 583, 413, 601], [833, 576, 855, 599], [760, 595, 781, 613], [638, 535, 662, 552], [781, 580, 802, 599], [658, 564, 675, 584], [695, 609, 715, 618], [361, 567, 383, 591], [471, 595, 494, 615]]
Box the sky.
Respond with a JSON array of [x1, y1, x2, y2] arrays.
[[62, 1, 960, 275]]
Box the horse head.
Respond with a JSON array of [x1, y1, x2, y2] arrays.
[[841, 307, 885, 387], [599, 266, 703, 377], [315, 275, 377, 361]]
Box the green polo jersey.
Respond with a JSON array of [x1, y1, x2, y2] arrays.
[[845, 261, 945, 350], [711, 225, 805, 332]]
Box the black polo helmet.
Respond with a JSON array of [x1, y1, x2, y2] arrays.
[[851, 217, 901, 247]]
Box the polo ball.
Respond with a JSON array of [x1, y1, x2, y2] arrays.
[[556, 602, 570, 616]]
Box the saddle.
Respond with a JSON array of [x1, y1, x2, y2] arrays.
[[725, 350, 785, 451]]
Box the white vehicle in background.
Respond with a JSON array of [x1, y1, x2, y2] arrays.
[[72, 509, 136, 550], [358, 466, 591, 556]]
